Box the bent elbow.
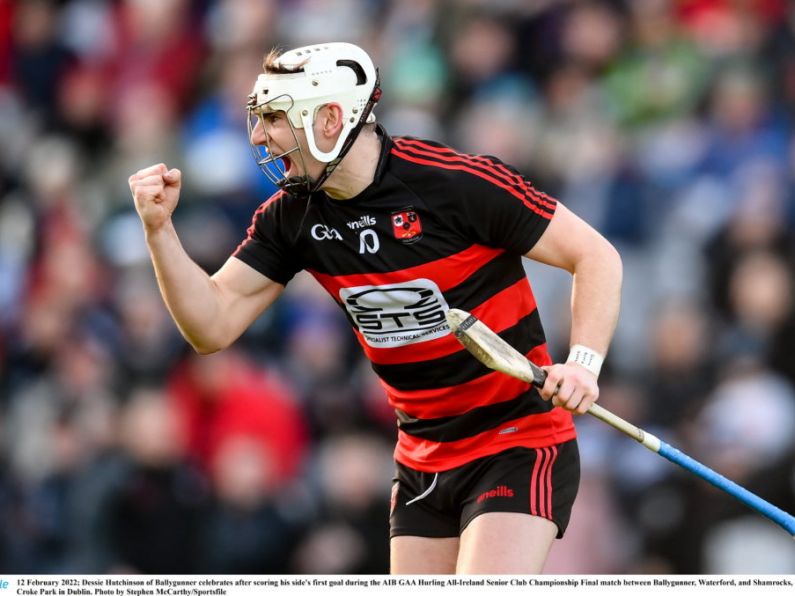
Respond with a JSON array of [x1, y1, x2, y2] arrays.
[[602, 240, 623, 287], [608, 241, 623, 274], [576, 237, 622, 285], [187, 333, 230, 356], [193, 343, 223, 356]]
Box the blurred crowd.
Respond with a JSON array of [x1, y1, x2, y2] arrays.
[[0, 0, 794, 575]]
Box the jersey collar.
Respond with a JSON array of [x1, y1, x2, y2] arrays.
[[372, 124, 393, 185]]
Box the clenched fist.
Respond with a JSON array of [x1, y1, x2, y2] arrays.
[[539, 362, 599, 415], [128, 163, 182, 233]]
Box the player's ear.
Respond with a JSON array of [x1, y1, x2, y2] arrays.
[[318, 103, 344, 138]]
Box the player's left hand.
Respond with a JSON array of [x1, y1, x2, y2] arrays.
[[538, 362, 598, 415]]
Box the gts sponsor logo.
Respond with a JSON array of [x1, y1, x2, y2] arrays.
[[339, 279, 450, 347], [347, 288, 445, 331]]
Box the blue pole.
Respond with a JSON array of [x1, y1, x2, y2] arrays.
[[658, 442, 795, 536]]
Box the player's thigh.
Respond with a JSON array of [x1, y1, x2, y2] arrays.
[[456, 512, 557, 574], [390, 535, 459, 574], [455, 442, 580, 573], [390, 463, 459, 574]]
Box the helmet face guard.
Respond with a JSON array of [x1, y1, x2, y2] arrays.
[[246, 43, 381, 197], [246, 93, 314, 196]]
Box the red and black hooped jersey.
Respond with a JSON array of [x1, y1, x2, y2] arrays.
[[234, 127, 576, 472]]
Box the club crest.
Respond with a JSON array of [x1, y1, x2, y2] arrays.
[[391, 208, 422, 242]]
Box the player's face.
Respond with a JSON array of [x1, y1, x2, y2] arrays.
[[250, 110, 303, 176]]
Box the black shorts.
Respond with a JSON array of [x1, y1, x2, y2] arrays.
[[390, 440, 579, 539]]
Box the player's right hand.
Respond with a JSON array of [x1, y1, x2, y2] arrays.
[[539, 362, 599, 415], [128, 163, 182, 233]]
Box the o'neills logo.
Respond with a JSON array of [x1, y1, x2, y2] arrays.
[[476, 485, 515, 503], [347, 215, 376, 230]]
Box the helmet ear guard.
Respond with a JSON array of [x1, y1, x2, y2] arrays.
[[298, 103, 351, 163], [246, 42, 382, 195]]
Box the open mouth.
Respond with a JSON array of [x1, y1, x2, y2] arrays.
[[281, 155, 292, 172]]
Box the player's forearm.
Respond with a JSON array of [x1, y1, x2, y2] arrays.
[[569, 240, 622, 356], [145, 222, 231, 354]]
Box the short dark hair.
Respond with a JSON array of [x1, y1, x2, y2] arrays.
[[262, 48, 307, 75]]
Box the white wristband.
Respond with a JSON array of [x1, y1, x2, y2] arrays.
[[567, 344, 604, 377]]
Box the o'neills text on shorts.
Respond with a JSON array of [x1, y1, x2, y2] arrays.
[[476, 485, 515, 503]]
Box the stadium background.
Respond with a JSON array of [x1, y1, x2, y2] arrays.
[[1, 0, 794, 574]]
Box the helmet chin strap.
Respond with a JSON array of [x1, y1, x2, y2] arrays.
[[307, 72, 381, 196]]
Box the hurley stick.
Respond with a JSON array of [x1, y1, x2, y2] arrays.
[[446, 308, 795, 538]]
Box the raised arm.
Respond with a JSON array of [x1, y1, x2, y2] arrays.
[[129, 163, 283, 354], [525, 202, 623, 413]]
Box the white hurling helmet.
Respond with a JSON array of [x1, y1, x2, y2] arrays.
[[247, 42, 381, 196]]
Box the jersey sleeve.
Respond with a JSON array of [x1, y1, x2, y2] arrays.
[[232, 193, 302, 285], [454, 156, 558, 255]]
